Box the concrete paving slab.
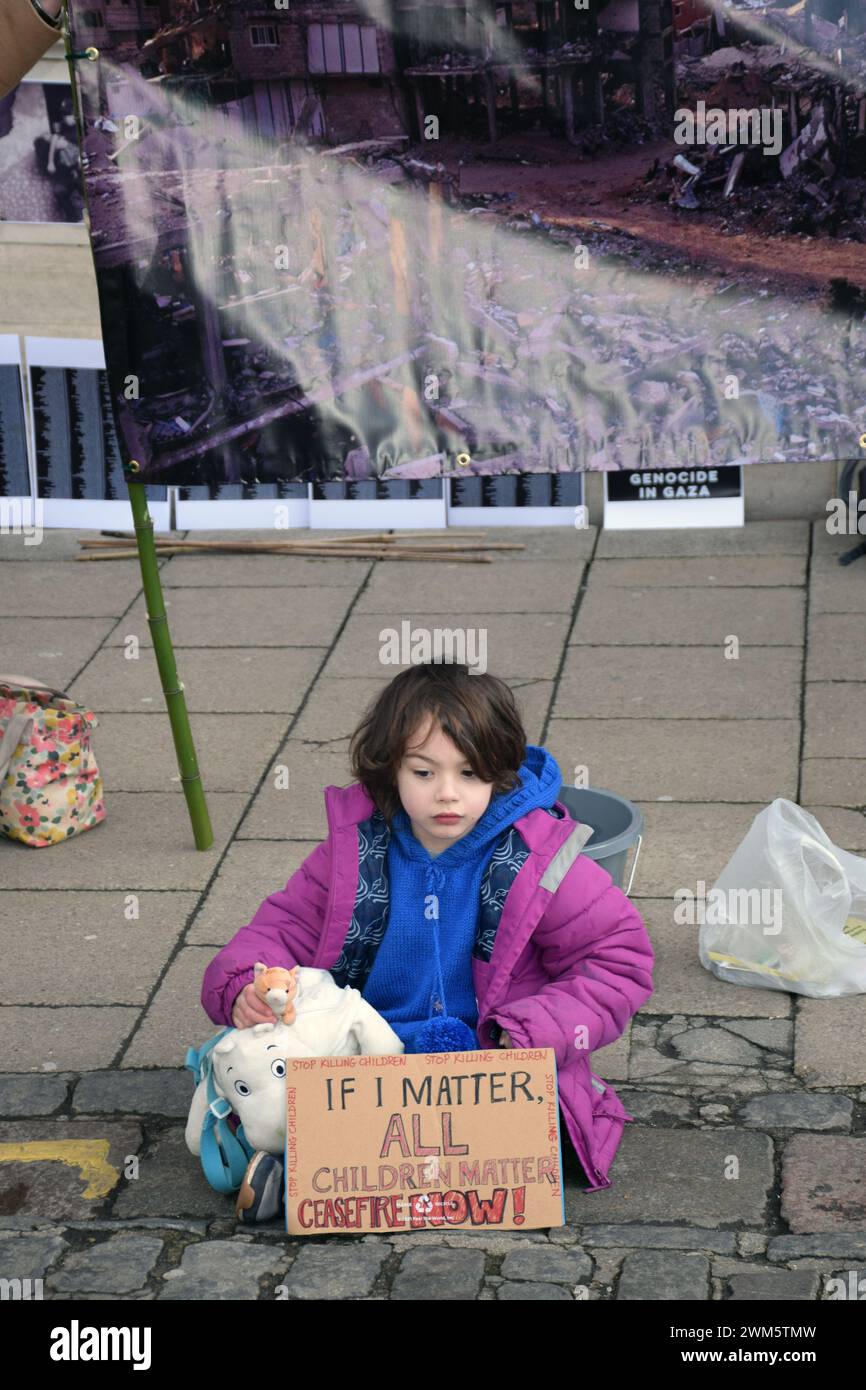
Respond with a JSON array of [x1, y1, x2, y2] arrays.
[[0, 619, 116, 690], [804, 684, 866, 759], [581, 1223, 736, 1252], [322, 612, 570, 680], [738, 1092, 852, 1132], [507, 679, 552, 745], [0, 1008, 139, 1072], [188, 841, 321, 945], [781, 1135, 866, 1233], [66, 647, 322, 713], [810, 521, 863, 556], [743, 463, 835, 522], [800, 760, 866, 808], [161, 552, 371, 588], [355, 560, 584, 614], [289, 675, 551, 747], [767, 1233, 866, 1261], [596, 521, 808, 558], [638, 902, 792, 1018], [278, 1242, 389, 1299], [391, 1245, 485, 1300], [0, 530, 110, 562], [121, 947, 231, 1068], [236, 743, 353, 840], [46, 1232, 164, 1294], [617, 1248, 710, 1300], [288, 675, 388, 742], [589, 1029, 631, 1083], [800, 806, 866, 852], [563, 1127, 774, 1227], [0, 1229, 69, 1279], [0, 891, 198, 1005], [809, 557, 866, 614], [570, 586, 804, 646], [112, 1127, 226, 1221], [807, 614, 866, 682], [93, 713, 288, 792], [628, 802, 774, 899], [102, 585, 355, 649], [546, 719, 799, 802], [721, 1269, 819, 1300], [587, 555, 806, 588], [0, 793, 246, 889], [456, 527, 597, 561], [795, 996, 866, 1088], [159, 1236, 292, 1298], [73, 1071, 194, 1119], [0, 561, 143, 618], [0, 1075, 70, 1116], [629, 1016, 792, 1088], [0, 1120, 142, 1220], [494, 1282, 575, 1299], [556, 647, 801, 719]]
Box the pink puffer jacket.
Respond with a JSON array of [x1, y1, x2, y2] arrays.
[[201, 781, 654, 1191]]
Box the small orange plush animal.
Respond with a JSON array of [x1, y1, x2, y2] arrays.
[[253, 962, 299, 1026]]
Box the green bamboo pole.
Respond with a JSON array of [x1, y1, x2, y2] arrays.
[[65, 42, 212, 848], [126, 478, 214, 850]]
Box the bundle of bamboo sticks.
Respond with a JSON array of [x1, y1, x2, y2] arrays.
[[75, 530, 526, 563]]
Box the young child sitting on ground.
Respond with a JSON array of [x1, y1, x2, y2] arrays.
[[200, 660, 654, 1221]]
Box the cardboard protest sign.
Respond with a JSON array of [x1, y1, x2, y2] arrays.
[[285, 1048, 564, 1236]]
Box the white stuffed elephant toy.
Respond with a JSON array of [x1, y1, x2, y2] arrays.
[[186, 966, 403, 1158]]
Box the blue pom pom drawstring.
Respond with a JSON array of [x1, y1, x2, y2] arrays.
[[418, 862, 478, 1053]]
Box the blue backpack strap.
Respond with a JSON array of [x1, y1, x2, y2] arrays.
[[186, 1030, 254, 1193]]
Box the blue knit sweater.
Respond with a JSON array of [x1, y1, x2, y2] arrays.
[[361, 745, 562, 1052]]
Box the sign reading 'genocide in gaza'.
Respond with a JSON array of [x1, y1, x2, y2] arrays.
[[61, 2, 866, 490], [284, 1050, 565, 1235]]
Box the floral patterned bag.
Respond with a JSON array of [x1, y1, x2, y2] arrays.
[[0, 674, 105, 848]]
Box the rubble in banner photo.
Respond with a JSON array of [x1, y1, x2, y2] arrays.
[[642, 6, 866, 240]]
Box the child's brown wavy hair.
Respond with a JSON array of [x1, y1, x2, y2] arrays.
[[349, 662, 526, 826]]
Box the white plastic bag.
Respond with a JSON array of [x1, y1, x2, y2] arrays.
[[699, 799, 866, 997]]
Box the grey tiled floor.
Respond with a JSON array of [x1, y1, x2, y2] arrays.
[[0, 519, 864, 1300]]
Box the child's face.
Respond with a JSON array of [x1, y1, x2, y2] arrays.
[[395, 716, 494, 857]]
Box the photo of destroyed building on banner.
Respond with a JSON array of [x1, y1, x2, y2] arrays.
[[68, 1, 866, 488]]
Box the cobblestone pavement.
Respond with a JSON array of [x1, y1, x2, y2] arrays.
[[0, 520, 864, 1300]]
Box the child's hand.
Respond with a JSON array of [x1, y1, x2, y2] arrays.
[[498, 1028, 515, 1049], [231, 982, 277, 1029]]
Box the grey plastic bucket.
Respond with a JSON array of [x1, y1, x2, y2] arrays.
[[555, 785, 643, 895]]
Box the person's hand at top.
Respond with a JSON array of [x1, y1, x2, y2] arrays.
[[231, 981, 278, 1029], [1, 0, 66, 103]]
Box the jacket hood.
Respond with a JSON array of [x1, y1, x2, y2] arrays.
[[390, 744, 563, 867], [364, 743, 564, 1038]]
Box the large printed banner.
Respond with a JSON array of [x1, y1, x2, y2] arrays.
[[285, 1049, 565, 1235], [64, 2, 866, 487]]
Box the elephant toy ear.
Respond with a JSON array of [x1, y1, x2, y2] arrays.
[[251, 1022, 278, 1037]]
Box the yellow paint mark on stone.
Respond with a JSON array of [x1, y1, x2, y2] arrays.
[[0, 1140, 118, 1199]]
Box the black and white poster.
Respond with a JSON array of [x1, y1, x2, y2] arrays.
[[0, 335, 31, 501], [0, 79, 85, 225], [25, 337, 169, 526]]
